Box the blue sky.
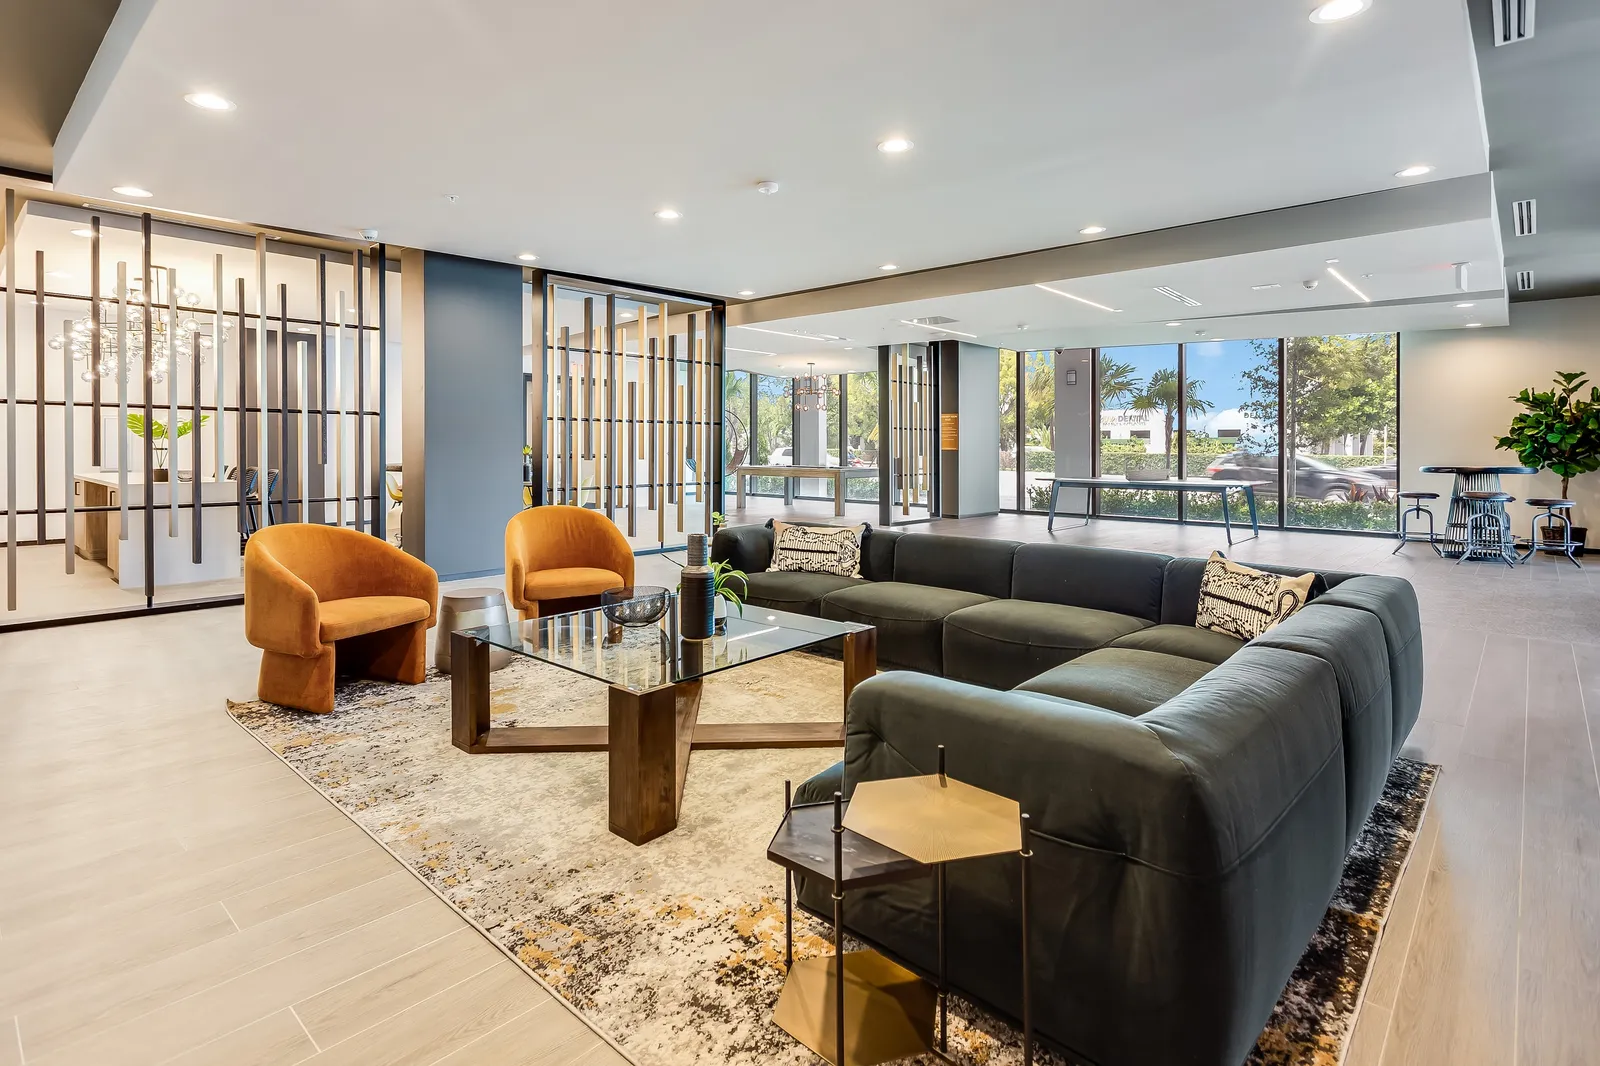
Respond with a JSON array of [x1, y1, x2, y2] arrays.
[[1098, 339, 1271, 415]]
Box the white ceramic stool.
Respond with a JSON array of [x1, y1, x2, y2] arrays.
[[436, 588, 514, 673]]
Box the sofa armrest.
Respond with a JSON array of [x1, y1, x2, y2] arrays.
[[244, 540, 323, 657], [711, 524, 773, 574]]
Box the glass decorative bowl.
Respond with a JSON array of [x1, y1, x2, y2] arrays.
[[600, 586, 671, 627]]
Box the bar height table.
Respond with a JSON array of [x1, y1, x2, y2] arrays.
[[1419, 465, 1534, 558]]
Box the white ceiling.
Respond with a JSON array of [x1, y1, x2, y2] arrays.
[[57, 0, 1488, 301], [725, 217, 1509, 372]]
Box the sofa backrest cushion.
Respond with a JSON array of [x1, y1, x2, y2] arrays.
[[894, 534, 1020, 598], [862, 527, 902, 583], [1011, 543, 1169, 621], [711, 524, 774, 574], [1308, 576, 1423, 757], [1160, 556, 1357, 626]]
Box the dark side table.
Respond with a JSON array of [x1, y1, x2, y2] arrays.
[[766, 749, 1037, 1066]]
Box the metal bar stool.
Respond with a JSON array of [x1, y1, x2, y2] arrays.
[[1520, 498, 1582, 568], [1455, 490, 1518, 567], [1394, 491, 1442, 555]]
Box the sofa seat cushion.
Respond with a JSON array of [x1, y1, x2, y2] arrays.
[[523, 566, 626, 601], [742, 570, 863, 616], [1016, 647, 1217, 717], [319, 595, 431, 643], [943, 600, 1151, 690], [822, 581, 993, 674], [1107, 624, 1245, 665]]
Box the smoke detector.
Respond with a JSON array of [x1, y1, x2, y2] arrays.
[[755, 180, 780, 195]]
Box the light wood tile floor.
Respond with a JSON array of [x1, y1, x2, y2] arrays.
[[3, 509, 1598, 1065]]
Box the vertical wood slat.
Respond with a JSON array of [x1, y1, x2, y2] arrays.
[[655, 302, 667, 546], [373, 245, 387, 543], [63, 272, 76, 571], [603, 294, 615, 517], [167, 268, 181, 537], [334, 291, 345, 529], [141, 214, 154, 602], [582, 297, 594, 473], [352, 249, 365, 533], [701, 332, 711, 536], [686, 314, 698, 528], [3, 188, 15, 609], [315, 254, 326, 476], [562, 326, 576, 504], [276, 282, 290, 525], [34, 251, 45, 546], [647, 331, 658, 515], [90, 217, 101, 466], [191, 332, 202, 563], [213, 254, 225, 481], [298, 338, 310, 522], [544, 283, 556, 504], [255, 235, 269, 529], [627, 381, 638, 537], [234, 277, 246, 537]]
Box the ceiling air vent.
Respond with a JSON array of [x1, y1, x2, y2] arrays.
[[907, 316, 957, 326], [1492, 0, 1534, 45], [1517, 269, 1535, 292], [1153, 286, 1202, 307], [1512, 199, 1537, 236]]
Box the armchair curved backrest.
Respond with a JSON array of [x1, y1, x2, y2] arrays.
[[505, 505, 635, 612], [245, 524, 439, 656]]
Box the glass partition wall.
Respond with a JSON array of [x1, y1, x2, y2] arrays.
[[1008, 333, 1398, 534], [531, 276, 724, 553], [0, 190, 396, 628]]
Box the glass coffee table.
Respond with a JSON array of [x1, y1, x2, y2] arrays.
[[449, 605, 877, 845]]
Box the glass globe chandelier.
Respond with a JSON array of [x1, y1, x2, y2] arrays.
[[794, 362, 832, 413], [48, 272, 229, 384]]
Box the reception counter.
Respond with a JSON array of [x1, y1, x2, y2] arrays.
[[74, 471, 242, 589]]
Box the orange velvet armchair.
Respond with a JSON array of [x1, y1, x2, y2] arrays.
[[505, 505, 635, 620], [244, 524, 439, 713]]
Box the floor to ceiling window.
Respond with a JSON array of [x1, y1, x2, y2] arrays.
[[845, 370, 879, 502], [1284, 333, 1399, 530], [722, 369, 751, 495], [751, 374, 792, 495], [998, 351, 1018, 511], [1096, 345, 1179, 519], [1185, 338, 1280, 526], [1022, 351, 1055, 510]]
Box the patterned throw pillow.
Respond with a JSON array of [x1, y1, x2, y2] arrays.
[[1195, 551, 1315, 641], [769, 521, 865, 578]]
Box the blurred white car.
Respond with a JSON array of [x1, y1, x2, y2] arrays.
[[767, 447, 839, 467]]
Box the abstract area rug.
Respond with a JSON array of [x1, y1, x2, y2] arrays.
[[228, 655, 1436, 1066]]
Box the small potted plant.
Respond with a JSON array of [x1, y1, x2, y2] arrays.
[[1496, 370, 1600, 553], [710, 511, 727, 533], [127, 412, 208, 482], [711, 560, 747, 631]]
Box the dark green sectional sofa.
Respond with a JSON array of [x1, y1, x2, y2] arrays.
[[712, 524, 1422, 1066]]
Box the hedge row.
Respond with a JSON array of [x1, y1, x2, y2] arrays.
[[1025, 484, 1395, 532]]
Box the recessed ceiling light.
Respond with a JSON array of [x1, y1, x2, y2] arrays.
[[183, 92, 235, 111], [294, 326, 314, 333], [1309, 0, 1372, 24], [1251, 283, 1281, 291], [620, 312, 634, 320], [879, 263, 898, 271], [877, 138, 913, 154], [1326, 266, 1371, 302], [517, 253, 539, 262], [900, 319, 978, 339], [1324, 258, 1340, 264], [1167, 321, 1183, 327], [1035, 283, 1120, 313], [112, 186, 153, 198], [1394, 164, 1434, 178], [654, 208, 681, 220], [1079, 225, 1107, 235], [1455, 302, 1475, 308], [737, 290, 755, 297], [843, 347, 854, 350], [71, 228, 94, 238], [1465, 322, 1484, 328]]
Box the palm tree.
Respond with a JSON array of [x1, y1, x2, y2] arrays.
[[1129, 368, 1212, 468], [1098, 355, 1139, 409]]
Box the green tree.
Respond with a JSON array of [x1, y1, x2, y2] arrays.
[[722, 371, 750, 471], [1129, 368, 1212, 467], [1024, 352, 1055, 449], [997, 352, 1018, 469], [846, 372, 879, 463], [1098, 354, 1139, 408]]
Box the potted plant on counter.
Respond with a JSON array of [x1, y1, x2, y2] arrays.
[[711, 560, 747, 631], [127, 412, 208, 482], [1495, 371, 1600, 553]]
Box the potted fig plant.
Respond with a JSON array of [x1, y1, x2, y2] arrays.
[[127, 412, 209, 482], [1495, 371, 1600, 554]]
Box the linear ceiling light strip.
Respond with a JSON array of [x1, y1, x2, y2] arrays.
[[1033, 283, 1120, 313], [1326, 266, 1371, 302]]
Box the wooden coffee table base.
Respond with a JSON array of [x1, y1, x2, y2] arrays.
[[450, 628, 877, 845]]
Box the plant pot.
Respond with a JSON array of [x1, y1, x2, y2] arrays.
[[1124, 465, 1169, 482], [1539, 524, 1587, 556], [151, 468, 169, 483], [713, 595, 729, 633]]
